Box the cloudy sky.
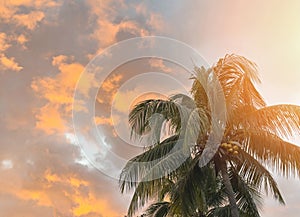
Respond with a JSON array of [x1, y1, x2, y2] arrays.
[[1, 0, 300, 216]]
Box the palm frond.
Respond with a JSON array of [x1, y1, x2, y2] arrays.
[[233, 148, 285, 204], [229, 167, 262, 217], [212, 54, 266, 118], [191, 66, 210, 111], [126, 178, 170, 217], [129, 99, 180, 140], [233, 128, 300, 177], [240, 104, 300, 139], [144, 201, 170, 217], [119, 135, 179, 192], [168, 159, 210, 216]]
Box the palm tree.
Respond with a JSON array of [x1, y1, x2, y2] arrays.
[[120, 54, 300, 217], [142, 159, 263, 217]]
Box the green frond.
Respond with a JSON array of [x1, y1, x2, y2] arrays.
[[168, 159, 209, 216], [126, 178, 171, 217], [144, 201, 170, 217], [229, 167, 262, 217], [129, 99, 180, 140], [233, 128, 300, 177], [207, 205, 231, 217], [119, 135, 180, 192], [234, 148, 285, 204]]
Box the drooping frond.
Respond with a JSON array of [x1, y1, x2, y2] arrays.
[[129, 99, 180, 140], [168, 159, 210, 216], [144, 201, 170, 217], [126, 177, 171, 217], [240, 104, 300, 139], [233, 149, 284, 204], [119, 135, 179, 192], [233, 128, 300, 177], [229, 168, 261, 217], [207, 205, 231, 217], [207, 168, 262, 217]]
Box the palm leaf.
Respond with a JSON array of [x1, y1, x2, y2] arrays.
[[213, 54, 265, 108], [233, 148, 284, 204], [240, 105, 300, 139], [129, 99, 180, 140], [144, 201, 170, 217], [119, 135, 180, 192]]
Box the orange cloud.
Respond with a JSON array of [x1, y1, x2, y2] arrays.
[[0, 167, 122, 216], [95, 116, 113, 126], [44, 170, 120, 216], [31, 55, 86, 134], [0, 32, 10, 51], [0, 32, 27, 72], [45, 170, 88, 188], [0, 54, 23, 71], [0, 0, 59, 30], [72, 193, 119, 217], [101, 74, 122, 93], [34, 104, 66, 135], [148, 58, 172, 73], [16, 34, 28, 47], [32, 54, 101, 134], [93, 19, 148, 50], [13, 11, 45, 30], [87, 0, 150, 55], [6, 0, 57, 7], [0, 4, 17, 20], [95, 115, 120, 126], [113, 89, 140, 114]]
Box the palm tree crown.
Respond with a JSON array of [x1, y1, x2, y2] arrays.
[[120, 54, 300, 217]]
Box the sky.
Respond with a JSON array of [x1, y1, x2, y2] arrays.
[[1, 0, 300, 216]]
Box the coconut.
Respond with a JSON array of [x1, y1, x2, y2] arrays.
[[233, 146, 239, 150]]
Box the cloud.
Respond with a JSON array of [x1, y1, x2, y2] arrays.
[[16, 34, 28, 47], [31, 55, 85, 134], [148, 58, 172, 73], [86, 0, 166, 54], [1, 160, 13, 170], [96, 73, 123, 107], [95, 116, 113, 126], [0, 0, 59, 27], [0, 126, 129, 216], [101, 74, 123, 93], [0, 1, 174, 217], [0, 53, 23, 71], [0, 32, 24, 72], [13, 11, 45, 30], [0, 32, 11, 51], [147, 13, 165, 32], [34, 104, 66, 135]]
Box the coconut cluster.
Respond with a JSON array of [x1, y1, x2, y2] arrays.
[[220, 142, 239, 155]]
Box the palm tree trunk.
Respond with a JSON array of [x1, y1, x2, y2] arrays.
[[220, 162, 239, 217]]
